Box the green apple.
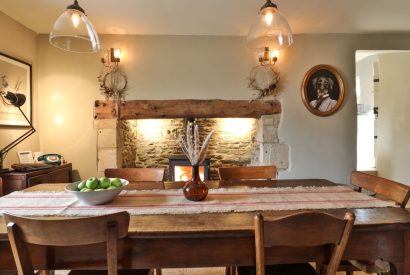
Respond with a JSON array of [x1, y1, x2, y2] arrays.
[[110, 178, 122, 187], [99, 177, 111, 189], [86, 177, 99, 190], [77, 180, 86, 190], [80, 188, 92, 192], [107, 186, 117, 190], [95, 188, 106, 191]]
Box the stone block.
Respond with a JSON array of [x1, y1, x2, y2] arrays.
[[97, 129, 117, 148], [261, 115, 275, 126], [260, 143, 289, 169], [94, 119, 118, 129], [273, 114, 281, 128], [256, 125, 278, 143], [97, 148, 118, 172]]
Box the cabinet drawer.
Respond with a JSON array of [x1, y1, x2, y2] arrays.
[[47, 168, 70, 183], [27, 174, 50, 187]]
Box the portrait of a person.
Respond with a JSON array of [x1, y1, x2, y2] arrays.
[[309, 76, 337, 112]]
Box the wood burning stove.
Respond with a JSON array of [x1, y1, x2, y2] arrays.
[[169, 155, 210, 181]]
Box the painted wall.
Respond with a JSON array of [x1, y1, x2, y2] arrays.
[[37, 33, 410, 183], [0, 12, 39, 169], [376, 52, 410, 184]]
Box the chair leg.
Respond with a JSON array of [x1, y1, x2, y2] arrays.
[[346, 272, 354, 275], [225, 266, 236, 275], [155, 268, 162, 275]]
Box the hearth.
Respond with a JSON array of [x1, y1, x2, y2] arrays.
[[169, 156, 210, 181]]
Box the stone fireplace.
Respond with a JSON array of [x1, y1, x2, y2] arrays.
[[94, 100, 289, 179]]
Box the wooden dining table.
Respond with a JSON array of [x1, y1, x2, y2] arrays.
[[1, 179, 410, 275]]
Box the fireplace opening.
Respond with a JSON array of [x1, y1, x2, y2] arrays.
[[169, 156, 210, 181]]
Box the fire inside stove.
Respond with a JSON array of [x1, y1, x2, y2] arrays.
[[169, 156, 210, 181], [174, 166, 205, 181]]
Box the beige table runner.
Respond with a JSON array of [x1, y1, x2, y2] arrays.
[[0, 186, 394, 216]]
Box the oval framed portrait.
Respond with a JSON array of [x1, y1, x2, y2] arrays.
[[301, 64, 345, 117]]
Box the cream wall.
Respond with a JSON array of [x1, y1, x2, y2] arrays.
[[37, 33, 410, 183], [0, 12, 39, 169], [376, 53, 410, 184]]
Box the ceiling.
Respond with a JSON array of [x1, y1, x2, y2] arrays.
[[2, 0, 410, 36]]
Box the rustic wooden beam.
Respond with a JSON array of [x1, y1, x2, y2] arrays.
[[94, 100, 281, 120], [94, 100, 118, 119]]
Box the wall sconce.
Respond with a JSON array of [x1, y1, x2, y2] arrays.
[[0, 91, 36, 173], [98, 48, 127, 100], [258, 47, 279, 65], [101, 48, 121, 67]]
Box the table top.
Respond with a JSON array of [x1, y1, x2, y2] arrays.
[[1, 179, 410, 239]]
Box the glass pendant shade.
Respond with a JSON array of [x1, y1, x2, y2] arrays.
[[49, 1, 100, 53], [247, 1, 293, 52]]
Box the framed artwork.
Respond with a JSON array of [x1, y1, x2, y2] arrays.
[[301, 64, 345, 117], [0, 52, 32, 126]]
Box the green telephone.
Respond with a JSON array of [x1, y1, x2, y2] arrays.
[[37, 154, 62, 165]]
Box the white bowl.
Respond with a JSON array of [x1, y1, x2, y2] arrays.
[[65, 178, 129, 205]]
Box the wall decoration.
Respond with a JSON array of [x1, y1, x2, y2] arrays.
[[301, 64, 345, 116], [248, 64, 280, 99], [0, 53, 32, 126]]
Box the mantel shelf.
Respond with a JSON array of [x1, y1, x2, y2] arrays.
[[94, 99, 281, 120]]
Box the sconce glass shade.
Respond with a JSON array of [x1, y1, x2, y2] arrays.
[[49, 1, 100, 53], [247, 0, 293, 51]]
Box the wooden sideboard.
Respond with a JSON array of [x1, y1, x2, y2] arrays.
[[0, 163, 72, 195]]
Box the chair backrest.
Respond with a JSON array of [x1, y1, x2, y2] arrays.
[[351, 171, 410, 208], [254, 211, 355, 275], [105, 168, 165, 182], [0, 177, 3, 196], [4, 211, 130, 275], [218, 166, 277, 180]]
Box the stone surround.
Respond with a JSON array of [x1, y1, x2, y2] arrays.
[[94, 100, 289, 178]]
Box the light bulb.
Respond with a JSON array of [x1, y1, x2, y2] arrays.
[[113, 48, 121, 59], [71, 12, 80, 28], [271, 49, 279, 60], [264, 11, 273, 26]]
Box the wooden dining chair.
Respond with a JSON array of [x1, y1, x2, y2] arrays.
[[219, 166, 277, 275], [350, 171, 410, 208], [0, 177, 3, 196], [105, 168, 164, 275], [105, 168, 164, 183], [4, 211, 148, 275], [324, 171, 410, 275], [218, 165, 277, 181], [239, 211, 355, 275]]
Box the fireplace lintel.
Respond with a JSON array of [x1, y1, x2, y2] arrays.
[[94, 99, 281, 120]]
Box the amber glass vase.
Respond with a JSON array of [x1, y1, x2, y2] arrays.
[[183, 165, 208, 201]]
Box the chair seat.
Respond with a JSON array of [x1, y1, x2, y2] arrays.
[[237, 263, 317, 275], [69, 269, 150, 275]]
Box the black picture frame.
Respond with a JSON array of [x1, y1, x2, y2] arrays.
[[0, 52, 32, 127], [301, 64, 345, 117]]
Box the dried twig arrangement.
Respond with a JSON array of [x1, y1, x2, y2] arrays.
[[178, 122, 214, 166]]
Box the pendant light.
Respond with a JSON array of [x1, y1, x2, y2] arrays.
[[247, 0, 293, 52], [49, 0, 100, 53]]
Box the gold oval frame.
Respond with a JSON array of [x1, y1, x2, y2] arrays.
[[301, 64, 345, 117]]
